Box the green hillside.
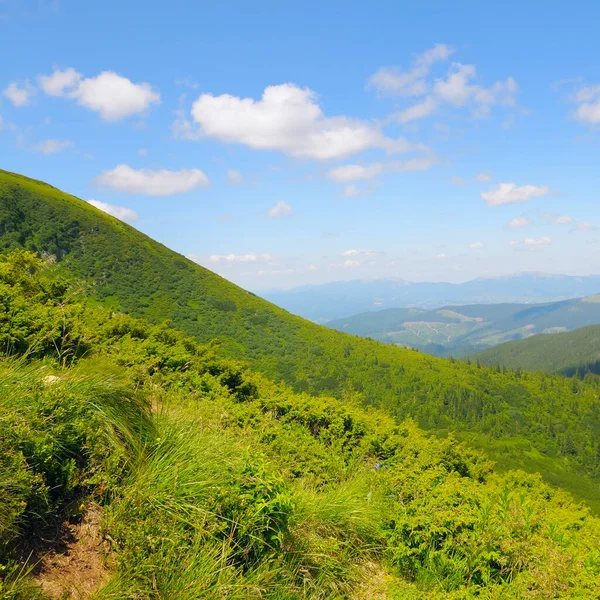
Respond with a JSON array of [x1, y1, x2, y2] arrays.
[[328, 297, 600, 356], [2, 169, 600, 511], [2, 250, 600, 598], [472, 324, 600, 376]]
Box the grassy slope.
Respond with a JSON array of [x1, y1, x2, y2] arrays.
[[472, 324, 600, 375], [2, 259, 600, 598], [2, 169, 600, 509]]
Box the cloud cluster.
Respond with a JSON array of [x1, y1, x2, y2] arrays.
[[572, 84, 600, 124], [38, 68, 160, 120], [369, 45, 518, 124], [481, 183, 550, 206], [87, 200, 138, 223], [185, 83, 413, 160], [95, 165, 209, 196]]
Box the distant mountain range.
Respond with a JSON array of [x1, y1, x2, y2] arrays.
[[261, 274, 600, 323], [326, 294, 600, 357]]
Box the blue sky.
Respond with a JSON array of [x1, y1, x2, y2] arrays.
[[1, 0, 600, 290]]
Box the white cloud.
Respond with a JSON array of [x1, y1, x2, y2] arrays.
[[38, 68, 160, 120], [552, 214, 573, 225], [524, 236, 552, 246], [384, 54, 518, 124], [226, 169, 243, 185], [394, 96, 438, 123], [576, 222, 596, 231], [95, 165, 209, 196], [367, 44, 453, 96], [434, 64, 518, 113], [38, 67, 82, 96], [339, 184, 372, 197], [475, 171, 492, 182], [572, 84, 600, 124], [481, 183, 551, 206], [507, 216, 531, 228], [87, 200, 138, 223], [328, 163, 384, 183], [328, 156, 436, 183], [31, 139, 74, 154], [343, 259, 361, 268], [341, 249, 378, 257], [3, 81, 35, 107], [267, 200, 293, 218], [207, 253, 273, 264], [436, 253, 449, 259], [469, 242, 485, 249], [188, 83, 412, 160]]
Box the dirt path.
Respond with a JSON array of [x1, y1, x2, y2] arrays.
[[33, 503, 109, 599]]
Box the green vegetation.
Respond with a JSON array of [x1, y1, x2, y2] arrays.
[[2, 251, 600, 598], [2, 169, 600, 514], [471, 324, 600, 377], [328, 297, 600, 357]]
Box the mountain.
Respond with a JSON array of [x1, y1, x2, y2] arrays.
[[262, 274, 600, 322], [471, 324, 600, 376], [2, 169, 600, 512], [3, 251, 600, 598], [328, 295, 600, 357]]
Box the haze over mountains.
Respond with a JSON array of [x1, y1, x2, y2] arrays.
[[262, 274, 600, 323], [327, 294, 600, 357]]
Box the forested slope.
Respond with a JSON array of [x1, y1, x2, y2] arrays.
[[2, 169, 600, 510], [472, 324, 600, 377], [1, 251, 600, 598]]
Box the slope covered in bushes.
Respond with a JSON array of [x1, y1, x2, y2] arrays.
[[1, 251, 600, 599], [2, 170, 600, 510]]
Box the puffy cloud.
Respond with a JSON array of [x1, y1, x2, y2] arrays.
[[38, 68, 82, 96], [367, 44, 453, 96], [38, 68, 160, 120], [469, 242, 485, 249], [87, 200, 138, 223], [507, 216, 531, 228], [226, 169, 243, 185], [95, 165, 209, 196], [328, 156, 436, 183], [267, 200, 293, 218], [382, 52, 518, 124], [31, 139, 74, 154], [188, 83, 411, 160], [481, 183, 550, 206], [572, 85, 600, 124], [3, 81, 35, 106], [434, 65, 517, 110]]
